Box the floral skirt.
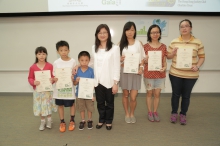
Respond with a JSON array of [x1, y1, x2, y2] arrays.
[[33, 91, 57, 116]]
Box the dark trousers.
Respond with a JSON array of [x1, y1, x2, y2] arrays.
[[95, 84, 115, 124], [169, 74, 197, 115]]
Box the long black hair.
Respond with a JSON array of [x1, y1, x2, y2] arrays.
[[179, 19, 192, 29], [35, 46, 48, 63], [119, 21, 136, 55], [94, 24, 113, 52]]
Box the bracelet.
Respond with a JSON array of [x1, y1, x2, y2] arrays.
[[114, 81, 119, 85], [140, 65, 144, 68], [196, 65, 200, 70]]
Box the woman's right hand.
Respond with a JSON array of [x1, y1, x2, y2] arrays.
[[72, 65, 79, 75], [120, 55, 125, 62], [172, 47, 178, 56]]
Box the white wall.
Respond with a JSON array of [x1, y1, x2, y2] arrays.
[[0, 0, 47, 13], [0, 71, 219, 93], [0, 15, 219, 93]]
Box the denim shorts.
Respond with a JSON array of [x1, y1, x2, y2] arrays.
[[55, 99, 75, 107], [143, 78, 165, 90]]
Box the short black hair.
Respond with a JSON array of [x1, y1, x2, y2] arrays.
[[56, 40, 69, 51], [35, 46, 48, 63], [78, 51, 90, 59], [179, 19, 192, 29], [147, 24, 162, 42]]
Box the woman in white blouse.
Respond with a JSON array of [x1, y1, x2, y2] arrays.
[[93, 24, 120, 130], [119, 21, 145, 124]]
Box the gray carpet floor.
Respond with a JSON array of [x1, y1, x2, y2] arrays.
[[0, 93, 219, 146]]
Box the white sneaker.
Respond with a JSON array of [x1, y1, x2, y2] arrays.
[[125, 116, 131, 123], [130, 116, 136, 123], [39, 120, 46, 131], [46, 119, 52, 129]]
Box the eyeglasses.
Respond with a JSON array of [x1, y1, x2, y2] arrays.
[[98, 32, 108, 35], [150, 32, 160, 35], [180, 25, 191, 29]]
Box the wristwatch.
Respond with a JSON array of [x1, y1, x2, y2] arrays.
[[114, 81, 119, 85], [196, 65, 200, 70]]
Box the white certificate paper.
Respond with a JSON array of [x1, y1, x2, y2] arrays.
[[55, 68, 72, 89], [148, 51, 162, 71], [78, 78, 94, 99], [123, 53, 140, 74], [34, 70, 53, 92], [176, 48, 193, 68]]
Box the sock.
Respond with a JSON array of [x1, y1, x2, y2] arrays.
[[70, 115, 75, 122], [47, 117, 51, 121], [41, 119, 45, 122], [60, 119, 65, 123]]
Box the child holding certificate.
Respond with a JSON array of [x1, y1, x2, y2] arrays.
[[119, 21, 145, 124], [53, 40, 77, 132], [143, 24, 167, 122], [28, 46, 57, 131], [73, 51, 95, 130], [73, 24, 120, 130], [167, 19, 205, 125]]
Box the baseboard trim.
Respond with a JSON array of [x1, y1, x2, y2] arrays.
[[0, 92, 219, 97]]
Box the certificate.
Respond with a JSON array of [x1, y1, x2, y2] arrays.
[[176, 48, 193, 68], [34, 70, 53, 92], [123, 53, 140, 74], [78, 78, 94, 99], [148, 51, 162, 71], [55, 68, 72, 89]]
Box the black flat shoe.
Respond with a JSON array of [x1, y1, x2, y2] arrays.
[[106, 125, 112, 130], [96, 123, 104, 129]]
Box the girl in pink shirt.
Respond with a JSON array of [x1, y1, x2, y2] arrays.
[[28, 46, 57, 131]]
